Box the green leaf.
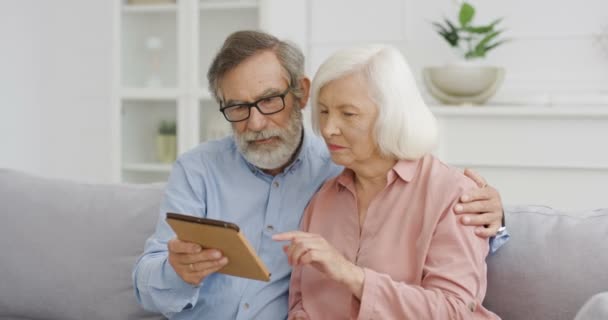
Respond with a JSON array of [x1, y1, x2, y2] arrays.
[[459, 3, 475, 27], [465, 50, 482, 59], [434, 29, 451, 43], [436, 30, 449, 40], [484, 39, 508, 53], [489, 17, 503, 28], [441, 32, 460, 47], [446, 35, 459, 46], [433, 22, 448, 34], [445, 19, 458, 33], [474, 30, 502, 54], [464, 24, 494, 34], [434, 20, 459, 46], [463, 18, 503, 34]]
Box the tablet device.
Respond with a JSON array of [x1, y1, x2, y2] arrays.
[[166, 212, 271, 282]]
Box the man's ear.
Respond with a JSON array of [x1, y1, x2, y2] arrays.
[[296, 77, 311, 109]]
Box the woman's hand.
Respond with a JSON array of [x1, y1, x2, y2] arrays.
[[273, 231, 365, 298]]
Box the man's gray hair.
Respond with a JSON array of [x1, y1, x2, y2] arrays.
[[207, 30, 306, 103]]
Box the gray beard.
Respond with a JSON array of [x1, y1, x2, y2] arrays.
[[234, 107, 303, 170]]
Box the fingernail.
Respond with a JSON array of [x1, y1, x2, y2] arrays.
[[462, 216, 471, 223], [194, 246, 202, 253], [212, 251, 221, 258], [462, 195, 470, 202], [455, 204, 463, 212], [219, 257, 228, 265]]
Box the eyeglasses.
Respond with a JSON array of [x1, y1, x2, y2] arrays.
[[219, 88, 291, 122]]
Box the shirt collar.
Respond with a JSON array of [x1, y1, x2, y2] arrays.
[[391, 158, 419, 182], [336, 158, 420, 191]]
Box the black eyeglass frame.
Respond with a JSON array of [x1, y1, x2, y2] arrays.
[[219, 88, 291, 122]]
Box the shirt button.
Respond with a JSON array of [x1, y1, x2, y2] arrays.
[[244, 303, 250, 310], [266, 225, 275, 232], [273, 181, 279, 188], [468, 301, 476, 312]]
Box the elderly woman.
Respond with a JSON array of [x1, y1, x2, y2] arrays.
[[273, 45, 499, 319]]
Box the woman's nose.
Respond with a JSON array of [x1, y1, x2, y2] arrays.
[[321, 116, 340, 137]]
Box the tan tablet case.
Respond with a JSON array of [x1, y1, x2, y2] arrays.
[[166, 215, 271, 282]]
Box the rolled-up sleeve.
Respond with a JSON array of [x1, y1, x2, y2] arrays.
[[132, 159, 207, 316], [133, 252, 200, 315]]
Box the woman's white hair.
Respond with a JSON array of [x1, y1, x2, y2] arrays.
[[311, 45, 438, 160]]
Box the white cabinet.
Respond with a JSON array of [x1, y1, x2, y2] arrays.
[[432, 105, 608, 210], [112, 0, 260, 183]]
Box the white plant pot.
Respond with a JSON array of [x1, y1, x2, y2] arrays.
[[157, 134, 177, 163], [423, 63, 505, 105]]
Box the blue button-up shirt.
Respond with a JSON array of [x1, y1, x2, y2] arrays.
[[133, 131, 342, 319], [132, 131, 509, 319]]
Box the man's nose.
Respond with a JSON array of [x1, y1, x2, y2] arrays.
[[246, 106, 268, 131]]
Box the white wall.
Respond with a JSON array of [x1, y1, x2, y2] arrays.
[[307, 0, 608, 101], [291, 0, 608, 210], [0, 2, 43, 174], [1, 0, 607, 190], [0, 0, 114, 183]]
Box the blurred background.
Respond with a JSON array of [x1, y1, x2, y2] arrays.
[[1, 0, 607, 209]]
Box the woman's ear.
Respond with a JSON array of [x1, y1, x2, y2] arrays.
[[296, 77, 311, 109]]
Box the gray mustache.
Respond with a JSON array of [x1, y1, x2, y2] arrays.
[[244, 130, 283, 142]]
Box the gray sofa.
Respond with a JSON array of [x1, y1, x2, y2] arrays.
[[0, 169, 606, 320]]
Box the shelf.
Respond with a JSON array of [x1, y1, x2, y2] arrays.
[[123, 162, 172, 172], [121, 88, 180, 100], [122, 3, 177, 13], [429, 105, 608, 118], [199, 0, 257, 10], [445, 161, 608, 171], [200, 99, 231, 141], [115, 0, 261, 183]]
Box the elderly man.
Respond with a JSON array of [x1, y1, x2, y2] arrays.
[[132, 30, 508, 319]]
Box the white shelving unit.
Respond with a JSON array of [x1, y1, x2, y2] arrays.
[[112, 0, 260, 183], [429, 104, 608, 210]]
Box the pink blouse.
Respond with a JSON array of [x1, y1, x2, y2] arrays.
[[289, 155, 499, 319]]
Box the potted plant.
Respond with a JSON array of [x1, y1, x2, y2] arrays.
[[157, 120, 177, 163], [423, 2, 508, 105]]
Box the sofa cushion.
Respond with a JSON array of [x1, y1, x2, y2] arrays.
[[0, 169, 165, 320], [574, 291, 608, 320], [485, 205, 608, 320]]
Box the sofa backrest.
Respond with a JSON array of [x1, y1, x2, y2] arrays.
[[485, 205, 608, 320], [1, 169, 606, 319], [0, 169, 165, 320]]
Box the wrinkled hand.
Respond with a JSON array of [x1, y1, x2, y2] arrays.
[[273, 231, 364, 297], [455, 169, 504, 238], [167, 237, 228, 286]]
